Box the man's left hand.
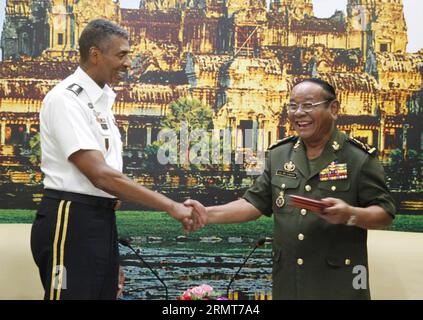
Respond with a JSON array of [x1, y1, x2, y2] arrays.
[[117, 266, 125, 299], [319, 197, 353, 224]]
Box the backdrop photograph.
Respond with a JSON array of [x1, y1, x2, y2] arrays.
[[0, 0, 422, 300]]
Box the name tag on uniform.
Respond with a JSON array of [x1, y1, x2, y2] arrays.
[[319, 161, 348, 181], [96, 117, 109, 130], [276, 170, 297, 179], [276, 161, 297, 179]]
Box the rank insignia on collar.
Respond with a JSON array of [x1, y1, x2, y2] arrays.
[[319, 161, 347, 181], [268, 136, 298, 150], [293, 139, 301, 150], [66, 83, 83, 96], [283, 161, 296, 172], [347, 137, 377, 155], [332, 141, 340, 151]]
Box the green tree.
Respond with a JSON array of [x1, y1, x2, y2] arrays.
[[386, 148, 422, 191], [139, 143, 162, 183], [161, 97, 213, 133], [157, 97, 214, 185], [21, 133, 41, 166], [407, 149, 418, 161], [389, 148, 403, 166]]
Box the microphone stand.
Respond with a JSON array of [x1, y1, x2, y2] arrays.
[[119, 238, 169, 300], [226, 238, 266, 298]]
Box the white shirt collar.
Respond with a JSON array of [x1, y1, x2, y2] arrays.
[[74, 67, 116, 105]]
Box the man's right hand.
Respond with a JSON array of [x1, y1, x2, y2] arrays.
[[168, 201, 206, 233], [183, 199, 208, 232]]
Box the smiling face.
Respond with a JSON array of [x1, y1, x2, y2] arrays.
[[92, 35, 131, 86], [288, 81, 339, 144]]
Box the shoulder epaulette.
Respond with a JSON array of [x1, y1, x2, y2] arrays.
[[66, 83, 83, 96], [347, 136, 377, 155], [268, 136, 298, 150]]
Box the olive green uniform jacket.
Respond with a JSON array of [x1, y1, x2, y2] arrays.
[[243, 129, 396, 300]]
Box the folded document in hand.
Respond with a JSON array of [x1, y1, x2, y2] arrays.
[[287, 195, 329, 214]]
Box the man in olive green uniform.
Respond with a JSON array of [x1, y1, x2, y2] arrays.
[[185, 78, 396, 300]]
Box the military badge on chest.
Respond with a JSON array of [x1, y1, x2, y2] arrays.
[[88, 102, 111, 150], [96, 116, 109, 130], [276, 184, 286, 208], [88, 102, 109, 130], [275, 161, 298, 207], [319, 161, 348, 181], [276, 161, 297, 179], [274, 159, 301, 208]]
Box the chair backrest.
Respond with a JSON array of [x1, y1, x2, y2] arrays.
[[0, 225, 422, 300], [0, 224, 44, 300], [368, 229, 423, 300]]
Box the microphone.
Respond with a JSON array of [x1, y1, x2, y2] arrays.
[[118, 237, 169, 300], [226, 237, 268, 298]]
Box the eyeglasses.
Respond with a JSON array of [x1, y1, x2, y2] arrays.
[[287, 100, 331, 113]]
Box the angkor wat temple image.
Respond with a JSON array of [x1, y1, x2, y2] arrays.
[[0, 0, 422, 210]]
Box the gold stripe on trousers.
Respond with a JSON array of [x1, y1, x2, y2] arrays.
[[49, 200, 71, 300]]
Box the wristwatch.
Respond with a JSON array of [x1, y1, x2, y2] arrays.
[[346, 209, 357, 226]]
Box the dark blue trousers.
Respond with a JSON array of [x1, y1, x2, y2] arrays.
[[31, 196, 119, 300]]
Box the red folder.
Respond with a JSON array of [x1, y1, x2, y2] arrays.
[[287, 195, 329, 214]]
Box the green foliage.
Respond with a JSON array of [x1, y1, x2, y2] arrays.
[[19, 133, 41, 166], [386, 148, 423, 191], [161, 97, 213, 133], [2, 210, 423, 234], [139, 143, 161, 172], [407, 149, 419, 161], [155, 97, 215, 180], [29, 133, 41, 166], [115, 211, 272, 240], [0, 210, 36, 223], [387, 215, 423, 233], [388, 148, 403, 166]]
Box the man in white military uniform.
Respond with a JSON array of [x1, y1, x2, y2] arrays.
[[30, 19, 204, 300]]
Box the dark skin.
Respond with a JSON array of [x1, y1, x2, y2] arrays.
[[69, 150, 200, 223], [71, 35, 205, 225], [288, 82, 338, 160], [79, 34, 131, 88], [184, 82, 392, 230], [288, 82, 392, 228], [68, 35, 206, 296], [117, 266, 124, 299]]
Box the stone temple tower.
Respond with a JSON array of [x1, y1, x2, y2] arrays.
[[226, 0, 266, 17], [347, 0, 408, 54], [269, 0, 314, 20], [1, 0, 50, 60], [47, 0, 120, 58]]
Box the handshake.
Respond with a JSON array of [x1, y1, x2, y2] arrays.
[[168, 199, 209, 233]]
